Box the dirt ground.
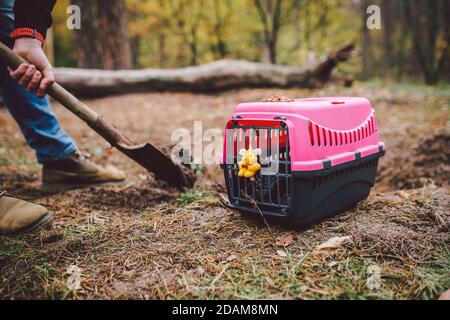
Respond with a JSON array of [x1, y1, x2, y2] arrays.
[[0, 82, 449, 299]]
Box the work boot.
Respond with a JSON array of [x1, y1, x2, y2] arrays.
[[42, 150, 126, 188], [0, 191, 53, 235]]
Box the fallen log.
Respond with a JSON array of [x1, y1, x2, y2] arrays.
[[53, 43, 354, 97]]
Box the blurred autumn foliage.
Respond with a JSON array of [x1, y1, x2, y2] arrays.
[[50, 0, 450, 84]]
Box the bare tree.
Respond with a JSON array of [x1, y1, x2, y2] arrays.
[[302, 0, 331, 54], [157, 0, 170, 66], [71, 0, 131, 69], [71, 0, 102, 68], [293, 0, 302, 51], [360, 0, 372, 80], [97, 0, 131, 69], [211, 0, 231, 59], [438, 0, 450, 78], [254, 0, 283, 64], [128, 4, 141, 68], [382, 0, 394, 79], [168, 0, 205, 66], [403, 0, 440, 84], [387, 0, 409, 81]]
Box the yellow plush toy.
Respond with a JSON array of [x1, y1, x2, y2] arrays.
[[238, 148, 262, 178]]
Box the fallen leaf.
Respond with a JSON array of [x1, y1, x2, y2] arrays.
[[265, 277, 275, 287], [66, 264, 84, 292], [328, 261, 338, 268], [438, 289, 450, 300], [275, 234, 294, 247], [315, 236, 353, 251], [226, 254, 238, 262], [138, 173, 148, 181], [197, 267, 205, 275], [276, 249, 288, 257], [105, 148, 115, 156], [382, 194, 402, 203], [394, 190, 410, 200], [40, 230, 64, 243]]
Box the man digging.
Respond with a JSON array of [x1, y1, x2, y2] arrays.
[[0, 0, 126, 235]]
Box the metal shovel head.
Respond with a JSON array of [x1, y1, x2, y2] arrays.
[[116, 142, 187, 190]]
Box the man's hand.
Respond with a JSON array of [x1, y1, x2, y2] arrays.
[[8, 37, 54, 98]]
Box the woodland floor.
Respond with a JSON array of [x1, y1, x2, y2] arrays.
[[0, 82, 449, 300]]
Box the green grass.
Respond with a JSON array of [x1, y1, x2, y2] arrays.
[[63, 224, 103, 243], [170, 247, 450, 300], [177, 189, 214, 205], [0, 239, 28, 260], [34, 262, 57, 279], [0, 157, 10, 165], [0, 142, 40, 169], [411, 251, 450, 300]]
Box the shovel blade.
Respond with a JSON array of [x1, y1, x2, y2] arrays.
[[116, 143, 190, 190]]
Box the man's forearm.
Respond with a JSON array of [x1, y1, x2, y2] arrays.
[[13, 0, 57, 39], [8, 0, 57, 97]]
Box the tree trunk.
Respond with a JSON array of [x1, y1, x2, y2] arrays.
[[438, 0, 450, 80], [53, 44, 354, 97], [212, 0, 228, 59], [158, 33, 167, 67], [254, 0, 282, 64], [71, 0, 102, 68], [294, 0, 301, 51], [129, 37, 140, 69], [382, 0, 394, 79], [360, 0, 371, 80], [393, 1, 408, 81], [97, 0, 131, 70], [128, 6, 141, 69], [403, 0, 439, 85]]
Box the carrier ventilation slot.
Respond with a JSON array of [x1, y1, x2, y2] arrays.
[[307, 114, 378, 147]]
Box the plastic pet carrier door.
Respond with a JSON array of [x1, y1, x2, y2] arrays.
[[224, 120, 292, 216]]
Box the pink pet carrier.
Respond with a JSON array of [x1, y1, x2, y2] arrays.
[[221, 97, 386, 228]]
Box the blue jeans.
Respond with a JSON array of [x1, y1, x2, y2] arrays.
[[0, 0, 76, 164]]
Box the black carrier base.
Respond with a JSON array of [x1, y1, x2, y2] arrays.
[[223, 150, 384, 229]]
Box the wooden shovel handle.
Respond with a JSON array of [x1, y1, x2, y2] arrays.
[[0, 41, 133, 147]]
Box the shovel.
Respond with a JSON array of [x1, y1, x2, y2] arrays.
[[0, 42, 193, 190]]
